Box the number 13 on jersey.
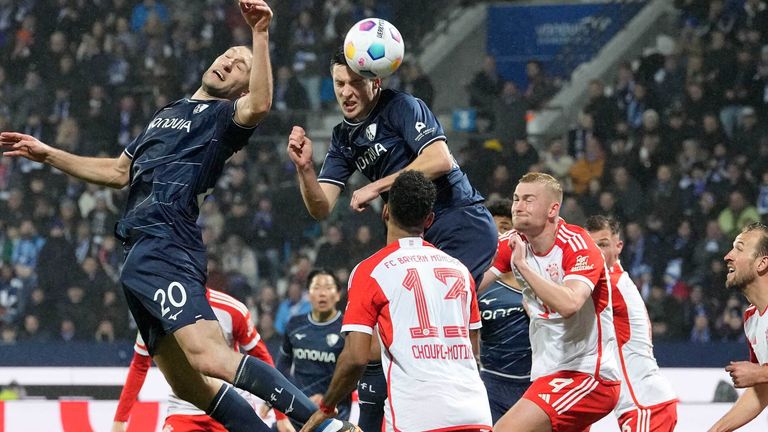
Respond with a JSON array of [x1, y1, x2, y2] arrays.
[[402, 267, 470, 339]]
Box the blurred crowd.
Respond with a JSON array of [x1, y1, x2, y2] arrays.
[[0, 0, 767, 354], [463, 0, 768, 344]]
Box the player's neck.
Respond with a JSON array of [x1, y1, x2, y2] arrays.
[[311, 309, 338, 323], [744, 283, 768, 313], [387, 226, 421, 244], [523, 223, 558, 256], [191, 87, 228, 101]]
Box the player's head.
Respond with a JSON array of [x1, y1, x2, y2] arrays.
[[330, 47, 382, 121], [512, 172, 563, 234], [201, 46, 253, 100], [384, 170, 436, 235], [485, 198, 513, 234], [585, 215, 623, 268], [307, 268, 341, 315], [724, 222, 768, 292]]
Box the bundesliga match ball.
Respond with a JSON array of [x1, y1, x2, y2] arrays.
[[343, 18, 405, 79]]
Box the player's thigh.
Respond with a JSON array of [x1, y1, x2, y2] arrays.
[[425, 204, 497, 281], [162, 414, 227, 432], [173, 319, 243, 380], [494, 398, 551, 432], [153, 333, 222, 409]]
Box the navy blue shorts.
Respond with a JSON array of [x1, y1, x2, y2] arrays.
[[120, 235, 216, 356], [481, 370, 531, 423], [425, 203, 497, 284], [357, 362, 387, 432]]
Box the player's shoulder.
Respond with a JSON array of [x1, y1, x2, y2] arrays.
[[380, 89, 419, 111], [286, 312, 311, 330], [745, 304, 760, 322], [555, 220, 595, 253]]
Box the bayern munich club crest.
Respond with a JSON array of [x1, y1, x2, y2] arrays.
[[546, 263, 560, 281], [365, 123, 377, 141], [326, 333, 340, 347]]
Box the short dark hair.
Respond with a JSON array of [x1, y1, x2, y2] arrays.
[[388, 170, 436, 232], [307, 268, 340, 291], [486, 198, 512, 219], [742, 222, 768, 258], [585, 215, 621, 236], [330, 46, 346, 71]]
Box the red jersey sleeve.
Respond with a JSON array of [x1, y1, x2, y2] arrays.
[[247, 339, 275, 366], [468, 276, 481, 330], [341, 261, 388, 335], [560, 228, 605, 291], [233, 307, 260, 352], [490, 232, 513, 275], [114, 351, 151, 422]]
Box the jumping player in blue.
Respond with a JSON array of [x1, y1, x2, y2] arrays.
[[278, 270, 351, 427], [287, 47, 497, 432], [1, 2, 357, 432], [480, 199, 532, 423]]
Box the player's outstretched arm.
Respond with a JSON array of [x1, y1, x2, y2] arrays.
[[287, 126, 342, 220], [709, 383, 768, 432], [349, 141, 453, 212], [299, 331, 370, 432], [1, 132, 130, 188], [234, 0, 273, 127]]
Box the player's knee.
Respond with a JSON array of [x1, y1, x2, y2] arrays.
[[186, 349, 232, 379]]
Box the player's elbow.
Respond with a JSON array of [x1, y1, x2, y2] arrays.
[[308, 204, 331, 221], [555, 298, 587, 319]]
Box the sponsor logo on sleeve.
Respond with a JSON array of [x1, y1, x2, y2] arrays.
[[569, 255, 594, 273], [414, 121, 436, 142]]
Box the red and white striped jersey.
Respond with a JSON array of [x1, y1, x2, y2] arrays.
[[134, 289, 264, 416], [609, 262, 676, 415], [745, 304, 768, 365], [491, 220, 620, 382], [343, 237, 492, 432]]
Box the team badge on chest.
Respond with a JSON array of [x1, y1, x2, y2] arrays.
[[326, 333, 340, 347]]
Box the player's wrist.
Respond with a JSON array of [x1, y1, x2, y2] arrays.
[[318, 399, 336, 415]]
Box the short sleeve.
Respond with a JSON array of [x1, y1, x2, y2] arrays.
[[220, 99, 258, 152], [490, 233, 513, 275], [387, 94, 446, 155], [235, 308, 260, 352], [341, 263, 387, 334], [317, 130, 354, 189], [561, 233, 605, 291], [124, 131, 144, 160]]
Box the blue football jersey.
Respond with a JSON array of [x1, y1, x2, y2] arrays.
[[317, 89, 483, 212], [278, 312, 350, 416], [479, 280, 532, 381], [117, 98, 255, 249]]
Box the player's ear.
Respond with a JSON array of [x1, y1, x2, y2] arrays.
[[372, 78, 382, 90], [615, 239, 624, 254], [423, 212, 435, 230], [548, 201, 560, 219], [382, 204, 390, 224], [757, 255, 768, 275]]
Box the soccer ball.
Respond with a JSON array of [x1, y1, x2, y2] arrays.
[[343, 18, 405, 79]]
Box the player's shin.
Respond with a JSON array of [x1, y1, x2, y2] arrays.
[[206, 383, 271, 432], [233, 355, 318, 422]]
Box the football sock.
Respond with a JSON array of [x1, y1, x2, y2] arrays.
[[233, 355, 317, 423], [206, 383, 271, 432]]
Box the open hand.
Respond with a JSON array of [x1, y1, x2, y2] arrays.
[[0, 132, 52, 163]]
